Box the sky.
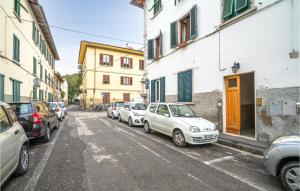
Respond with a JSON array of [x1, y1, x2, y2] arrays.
[[39, 0, 144, 75]]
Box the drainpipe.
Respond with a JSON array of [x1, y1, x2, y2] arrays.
[[93, 48, 96, 107], [289, 0, 299, 59]]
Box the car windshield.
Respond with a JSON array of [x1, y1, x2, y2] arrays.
[[169, 105, 196, 118], [58, 103, 65, 108], [115, 102, 124, 107], [49, 103, 57, 109], [131, 103, 147, 110], [10, 103, 32, 116]]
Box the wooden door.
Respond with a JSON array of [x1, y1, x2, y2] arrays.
[[225, 75, 241, 135]]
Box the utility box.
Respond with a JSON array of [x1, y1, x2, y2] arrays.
[[282, 100, 296, 116], [269, 100, 283, 115]]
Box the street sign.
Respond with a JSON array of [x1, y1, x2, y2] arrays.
[[100, 92, 105, 97], [145, 78, 150, 89]]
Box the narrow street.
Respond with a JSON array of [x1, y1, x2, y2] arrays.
[[3, 105, 284, 191]]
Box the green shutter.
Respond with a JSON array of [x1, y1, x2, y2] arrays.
[[160, 77, 165, 102], [151, 80, 156, 102], [12, 80, 21, 102], [40, 64, 43, 79], [153, 0, 161, 15], [0, 75, 4, 101], [33, 57, 37, 75], [14, 0, 20, 17], [148, 39, 154, 60], [235, 0, 249, 12], [178, 70, 192, 102], [33, 88, 37, 100], [170, 21, 178, 48], [45, 70, 47, 83], [178, 73, 184, 102], [32, 23, 36, 41], [13, 34, 20, 63], [222, 0, 234, 19], [159, 31, 163, 56], [190, 5, 198, 39]]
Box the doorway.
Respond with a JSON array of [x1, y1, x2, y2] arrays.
[[225, 73, 255, 138]]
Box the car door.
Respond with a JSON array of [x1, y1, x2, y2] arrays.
[[147, 104, 158, 130], [44, 103, 56, 130], [155, 104, 172, 135], [119, 105, 126, 120], [0, 106, 19, 180]]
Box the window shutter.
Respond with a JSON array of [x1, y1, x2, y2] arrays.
[[147, 39, 154, 60], [17, 37, 20, 62], [33, 57, 37, 75], [14, 0, 20, 17], [184, 70, 192, 102], [129, 77, 133, 85], [222, 0, 234, 19], [121, 76, 123, 85], [178, 73, 184, 102], [109, 55, 113, 66], [40, 65, 43, 79], [32, 23, 36, 41], [151, 80, 156, 102], [100, 54, 103, 65], [170, 21, 178, 48], [129, 58, 133, 68], [159, 31, 163, 56], [160, 77, 165, 102], [190, 5, 198, 39], [0, 75, 4, 101], [120, 57, 124, 67], [235, 0, 249, 12]]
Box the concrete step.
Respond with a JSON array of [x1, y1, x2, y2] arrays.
[[218, 133, 269, 155]]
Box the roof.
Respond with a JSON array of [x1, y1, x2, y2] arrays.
[[54, 71, 64, 82], [130, 0, 145, 8], [28, 0, 59, 60], [78, 41, 144, 65]]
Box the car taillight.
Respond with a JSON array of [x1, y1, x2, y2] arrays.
[[33, 113, 41, 124], [57, 108, 60, 112]]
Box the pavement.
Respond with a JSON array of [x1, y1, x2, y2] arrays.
[[2, 105, 285, 191]]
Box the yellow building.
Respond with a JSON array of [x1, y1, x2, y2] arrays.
[[78, 41, 145, 109]]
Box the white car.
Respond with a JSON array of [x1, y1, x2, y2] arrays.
[[49, 102, 64, 121], [0, 102, 29, 186], [107, 102, 124, 120], [118, 102, 147, 126], [143, 103, 219, 147]]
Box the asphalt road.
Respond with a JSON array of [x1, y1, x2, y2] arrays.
[[2, 105, 285, 191]]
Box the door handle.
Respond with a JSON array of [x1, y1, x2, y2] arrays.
[[15, 130, 19, 135]]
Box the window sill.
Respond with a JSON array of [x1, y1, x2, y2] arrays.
[[151, 8, 163, 20], [121, 67, 132, 69], [219, 6, 257, 29], [176, 102, 194, 105]]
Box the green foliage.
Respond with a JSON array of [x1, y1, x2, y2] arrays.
[[61, 91, 65, 99], [64, 73, 80, 102]]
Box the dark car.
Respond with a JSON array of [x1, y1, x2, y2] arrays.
[[9, 101, 59, 142]]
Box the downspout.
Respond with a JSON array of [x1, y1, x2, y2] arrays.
[[93, 48, 96, 107], [289, 0, 299, 59]]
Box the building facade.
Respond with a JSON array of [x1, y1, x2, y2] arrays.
[[78, 41, 144, 109], [131, 0, 300, 147], [54, 72, 64, 102], [0, 0, 59, 103], [62, 77, 68, 104]]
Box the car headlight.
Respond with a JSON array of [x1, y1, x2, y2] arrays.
[[133, 112, 141, 117], [190, 126, 200, 133]]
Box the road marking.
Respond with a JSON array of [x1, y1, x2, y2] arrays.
[[30, 142, 54, 148], [212, 143, 263, 159], [203, 156, 234, 165], [107, 118, 268, 191], [24, 121, 65, 191]]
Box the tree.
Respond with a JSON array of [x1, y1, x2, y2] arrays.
[[61, 91, 65, 99], [64, 73, 80, 102]]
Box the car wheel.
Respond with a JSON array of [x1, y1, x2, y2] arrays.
[[118, 115, 122, 122], [172, 130, 187, 147], [112, 113, 116, 120], [280, 161, 300, 191], [42, 126, 50, 142], [144, 122, 151, 133], [128, 117, 133, 127], [14, 144, 29, 176]]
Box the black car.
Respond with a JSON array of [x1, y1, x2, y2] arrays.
[[9, 101, 59, 142]]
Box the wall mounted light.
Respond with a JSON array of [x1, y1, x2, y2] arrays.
[[231, 62, 240, 73]]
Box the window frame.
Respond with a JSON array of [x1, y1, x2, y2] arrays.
[[0, 106, 12, 133], [156, 104, 171, 117], [13, 34, 20, 64], [103, 75, 110, 84], [221, 0, 251, 21]]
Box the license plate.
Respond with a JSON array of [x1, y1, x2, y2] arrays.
[[205, 135, 213, 140]]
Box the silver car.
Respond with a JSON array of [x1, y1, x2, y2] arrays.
[[264, 136, 300, 191], [0, 102, 29, 186], [107, 102, 124, 120]]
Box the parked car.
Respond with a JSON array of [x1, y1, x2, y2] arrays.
[[118, 102, 147, 126], [107, 102, 124, 119], [9, 101, 59, 142], [264, 136, 300, 191], [0, 102, 29, 186], [58, 102, 67, 117], [143, 103, 219, 147], [49, 102, 64, 121]]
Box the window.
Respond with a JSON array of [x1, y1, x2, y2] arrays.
[[33, 87, 37, 100], [121, 77, 133, 85], [102, 93, 110, 104], [123, 93, 130, 102], [32, 23, 39, 45], [169, 105, 196, 117], [170, 5, 197, 48], [152, 0, 162, 15], [149, 104, 158, 113], [148, 31, 163, 60], [121, 57, 132, 68], [178, 70, 192, 102], [40, 64, 43, 79], [100, 54, 113, 66], [0, 106, 11, 132], [156, 104, 170, 117], [222, 0, 250, 21], [13, 34, 20, 63], [0, 74, 4, 101], [39, 89, 44, 101], [12, 79, 21, 102], [139, 60, 144, 70], [33, 57, 37, 76], [150, 77, 165, 103], [45, 69, 47, 83], [14, 0, 21, 17], [7, 108, 17, 123], [103, 75, 110, 84]]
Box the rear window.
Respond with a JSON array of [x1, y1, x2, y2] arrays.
[[58, 103, 65, 108], [10, 103, 32, 116], [114, 102, 124, 107], [49, 103, 57, 109], [149, 104, 158, 113]]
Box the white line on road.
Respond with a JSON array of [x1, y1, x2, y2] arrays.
[[24, 122, 65, 191], [107, 118, 268, 191], [203, 156, 234, 165]]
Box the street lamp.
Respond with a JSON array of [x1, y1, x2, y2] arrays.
[[231, 62, 240, 73]]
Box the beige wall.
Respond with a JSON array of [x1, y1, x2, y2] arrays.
[[0, 0, 57, 102], [81, 46, 144, 108]]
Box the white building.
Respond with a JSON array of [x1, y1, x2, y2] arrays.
[[0, 0, 59, 102], [131, 0, 300, 149]]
